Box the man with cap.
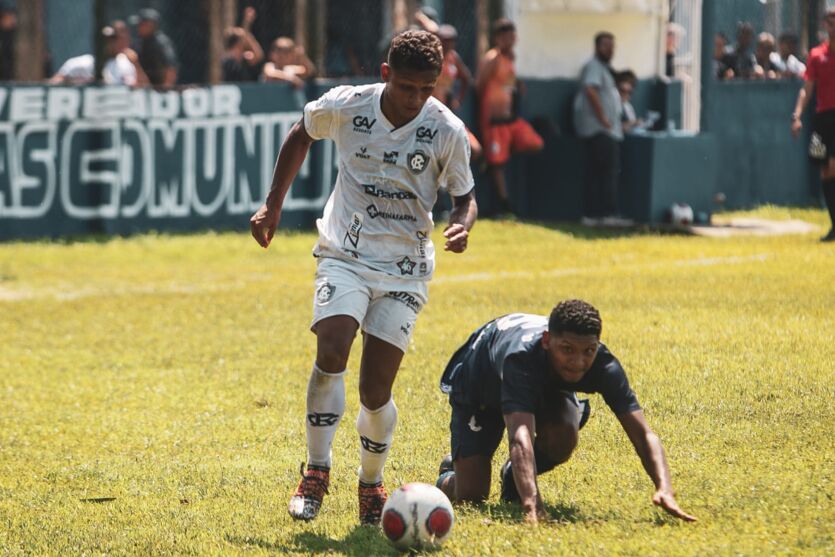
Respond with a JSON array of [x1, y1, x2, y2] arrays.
[[129, 8, 177, 87]]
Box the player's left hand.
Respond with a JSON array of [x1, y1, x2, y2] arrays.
[[443, 223, 468, 253], [652, 489, 697, 522]]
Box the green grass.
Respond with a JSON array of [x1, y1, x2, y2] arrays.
[[1, 207, 833, 556]]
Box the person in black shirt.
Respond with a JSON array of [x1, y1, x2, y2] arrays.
[[436, 299, 696, 524], [129, 8, 177, 88], [220, 7, 263, 83]]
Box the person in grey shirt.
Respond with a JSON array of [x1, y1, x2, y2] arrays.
[[573, 32, 629, 226]]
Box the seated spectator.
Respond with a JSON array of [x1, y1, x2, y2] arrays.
[[49, 53, 94, 85], [101, 25, 137, 86], [112, 20, 149, 86], [714, 32, 734, 79], [726, 22, 758, 79], [771, 32, 806, 79], [221, 7, 262, 83], [261, 37, 315, 88], [755, 32, 778, 79], [129, 8, 177, 87], [616, 70, 640, 133]]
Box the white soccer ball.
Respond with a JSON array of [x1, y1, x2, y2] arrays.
[[669, 203, 694, 227], [381, 482, 454, 551]]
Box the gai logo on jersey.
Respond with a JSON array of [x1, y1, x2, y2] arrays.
[[352, 115, 376, 134], [407, 150, 429, 174]]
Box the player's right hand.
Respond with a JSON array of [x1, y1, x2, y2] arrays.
[[791, 118, 802, 138], [250, 204, 280, 248]]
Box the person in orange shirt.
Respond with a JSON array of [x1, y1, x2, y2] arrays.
[[432, 24, 482, 160], [476, 19, 543, 215]]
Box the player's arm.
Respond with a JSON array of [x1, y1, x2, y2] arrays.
[[475, 52, 498, 96], [617, 410, 697, 522], [250, 118, 316, 248], [444, 192, 477, 253], [453, 53, 472, 108], [504, 411, 546, 523], [792, 80, 815, 138]]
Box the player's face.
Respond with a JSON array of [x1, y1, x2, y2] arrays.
[[542, 332, 599, 384], [381, 64, 439, 121]]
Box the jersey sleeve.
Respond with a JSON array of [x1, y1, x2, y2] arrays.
[[805, 53, 817, 82], [438, 124, 475, 197], [596, 352, 641, 415], [581, 60, 605, 88], [499, 354, 539, 415], [303, 85, 350, 141]]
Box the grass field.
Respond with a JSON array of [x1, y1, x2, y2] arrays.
[[1, 207, 834, 556]]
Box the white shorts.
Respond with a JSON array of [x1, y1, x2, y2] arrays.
[[311, 257, 429, 352]]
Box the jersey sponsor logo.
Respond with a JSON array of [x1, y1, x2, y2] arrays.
[[383, 150, 398, 164], [352, 115, 376, 134], [385, 291, 423, 313], [407, 150, 429, 174], [316, 282, 336, 304], [397, 256, 416, 275], [468, 415, 482, 432], [308, 412, 340, 427], [415, 230, 428, 258], [400, 321, 413, 335], [360, 435, 388, 454], [344, 212, 363, 249], [362, 184, 416, 200], [366, 204, 418, 222], [416, 126, 438, 143], [355, 146, 370, 160]]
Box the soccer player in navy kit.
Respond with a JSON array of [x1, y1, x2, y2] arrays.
[[436, 300, 696, 524], [250, 30, 477, 525]]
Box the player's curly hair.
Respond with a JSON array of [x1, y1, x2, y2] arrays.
[[387, 30, 443, 75], [548, 299, 602, 337]]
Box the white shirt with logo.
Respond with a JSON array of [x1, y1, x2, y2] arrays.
[[303, 83, 474, 281]]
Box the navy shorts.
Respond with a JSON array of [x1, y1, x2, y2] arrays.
[[448, 392, 590, 461]]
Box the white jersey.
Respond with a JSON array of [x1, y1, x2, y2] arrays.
[[303, 83, 474, 281], [103, 53, 137, 86]]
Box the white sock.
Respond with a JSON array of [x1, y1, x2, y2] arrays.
[[305, 364, 346, 468], [356, 398, 397, 484]]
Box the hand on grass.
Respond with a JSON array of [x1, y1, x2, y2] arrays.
[[523, 502, 548, 524], [653, 489, 697, 522], [250, 204, 280, 248], [443, 223, 468, 253]]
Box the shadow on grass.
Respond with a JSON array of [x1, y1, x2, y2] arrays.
[[465, 500, 586, 525], [226, 526, 400, 556]]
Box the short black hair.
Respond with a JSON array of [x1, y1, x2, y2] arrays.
[[548, 300, 602, 337], [492, 18, 515, 36], [595, 32, 615, 47], [388, 30, 443, 74], [615, 69, 637, 85]]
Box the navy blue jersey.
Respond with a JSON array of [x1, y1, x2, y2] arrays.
[[440, 313, 641, 416]]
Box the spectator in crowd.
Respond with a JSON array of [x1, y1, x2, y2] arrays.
[[476, 18, 543, 215], [726, 22, 758, 79], [573, 32, 630, 226], [431, 24, 482, 159], [665, 23, 684, 78], [112, 20, 149, 86], [772, 32, 806, 79], [262, 37, 315, 87], [755, 32, 778, 79], [221, 7, 264, 83], [49, 26, 136, 86], [130, 8, 177, 88], [49, 53, 94, 85], [616, 70, 640, 134], [792, 8, 835, 242], [714, 32, 734, 80], [0, 4, 16, 81]]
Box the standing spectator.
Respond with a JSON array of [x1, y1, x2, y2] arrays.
[[791, 9, 835, 242], [0, 5, 16, 81], [221, 7, 262, 83], [714, 32, 734, 80], [755, 32, 778, 79], [261, 37, 315, 88], [726, 22, 758, 79], [112, 20, 149, 86], [100, 26, 137, 86], [573, 32, 630, 226], [130, 8, 177, 88], [771, 32, 806, 79], [432, 24, 481, 159], [665, 23, 685, 78], [476, 19, 544, 215]]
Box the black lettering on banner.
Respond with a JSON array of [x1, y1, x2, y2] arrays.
[[360, 435, 388, 454], [308, 413, 340, 427]]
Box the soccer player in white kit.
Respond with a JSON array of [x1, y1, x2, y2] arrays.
[[250, 30, 478, 525]]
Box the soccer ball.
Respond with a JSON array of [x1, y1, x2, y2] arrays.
[[381, 482, 454, 550]]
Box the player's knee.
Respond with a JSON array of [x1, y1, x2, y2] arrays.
[[315, 331, 355, 372], [358, 386, 391, 411]]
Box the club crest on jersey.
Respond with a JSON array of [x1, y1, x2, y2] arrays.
[[316, 282, 336, 304], [416, 126, 438, 143], [407, 150, 429, 174], [352, 115, 376, 134]]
